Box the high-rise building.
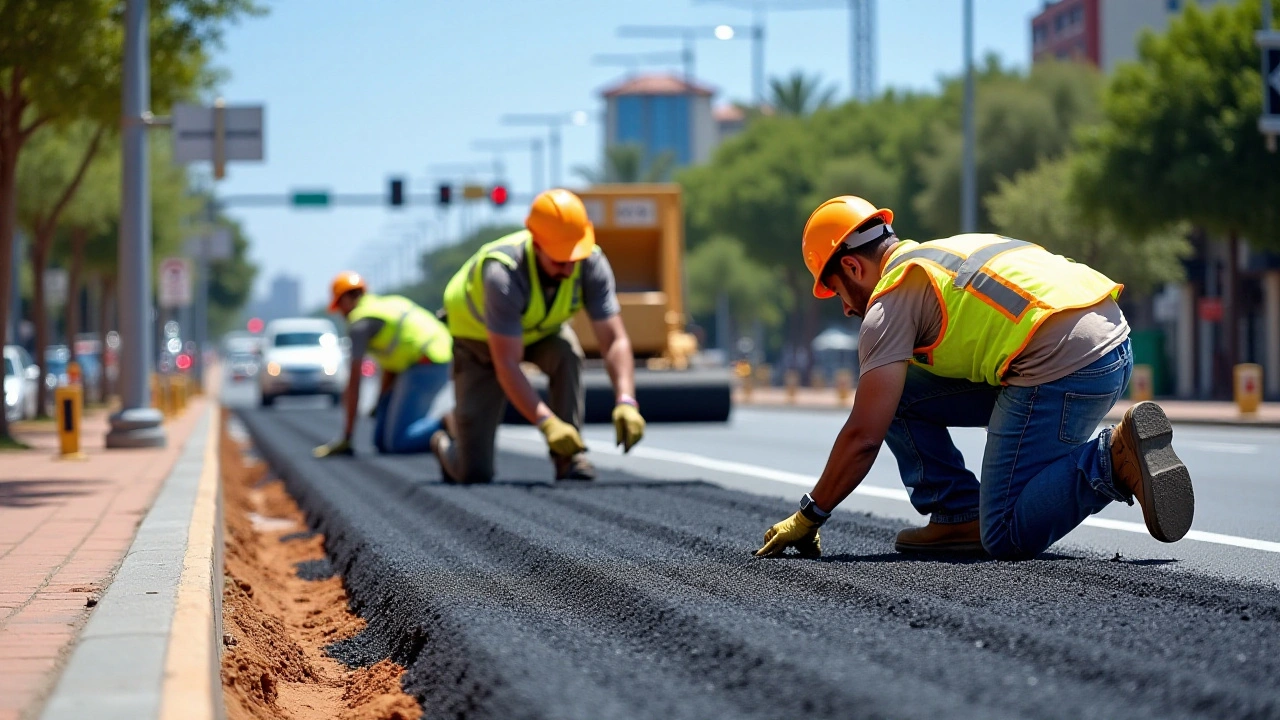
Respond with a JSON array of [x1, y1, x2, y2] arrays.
[[601, 74, 718, 171], [247, 273, 302, 322], [1031, 0, 1236, 73]]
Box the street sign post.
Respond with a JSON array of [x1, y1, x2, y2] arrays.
[[158, 257, 193, 309], [172, 102, 265, 178]]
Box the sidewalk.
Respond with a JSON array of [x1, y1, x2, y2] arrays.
[[735, 387, 1280, 426], [0, 400, 208, 720]]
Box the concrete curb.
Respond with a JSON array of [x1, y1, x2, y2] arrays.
[[40, 404, 224, 720]]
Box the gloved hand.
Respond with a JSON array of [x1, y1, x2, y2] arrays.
[[538, 415, 586, 457], [755, 511, 822, 558], [312, 438, 354, 458], [612, 403, 646, 453]]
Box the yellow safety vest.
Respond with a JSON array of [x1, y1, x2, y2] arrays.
[[869, 234, 1122, 385], [347, 293, 452, 373], [442, 230, 593, 345]]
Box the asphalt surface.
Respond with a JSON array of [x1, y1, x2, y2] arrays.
[[228, 378, 1280, 720]]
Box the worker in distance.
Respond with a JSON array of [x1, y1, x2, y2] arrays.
[[314, 273, 454, 457], [756, 195, 1194, 560], [431, 188, 646, 482]]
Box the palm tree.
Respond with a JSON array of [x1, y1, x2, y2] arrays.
[[768, 71, 838, 116], [573, 143, 677, 185]]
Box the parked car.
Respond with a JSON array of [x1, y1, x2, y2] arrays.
[[4, 345, 40, 420], [227, 352, 259, 381], [257, 318, 346, 407]]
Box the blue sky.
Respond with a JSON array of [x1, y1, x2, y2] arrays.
[[210, 0, 1045, 310]]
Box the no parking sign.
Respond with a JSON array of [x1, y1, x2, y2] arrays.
[[158, 257, 193, 309]]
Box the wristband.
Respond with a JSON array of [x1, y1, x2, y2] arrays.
[[617, 394, 638, 408], [799, 493, 830, 526]]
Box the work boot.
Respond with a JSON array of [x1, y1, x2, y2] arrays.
[[429, 429, 462, 484], [1109, 401, 1194, 542], [895, 519, 984, 553], [553, 452, 596, 481]]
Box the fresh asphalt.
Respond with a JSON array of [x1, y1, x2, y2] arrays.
[[223, 377, 1280, 719]]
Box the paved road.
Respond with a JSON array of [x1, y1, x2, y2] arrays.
[[230, 377, 1280, 720]]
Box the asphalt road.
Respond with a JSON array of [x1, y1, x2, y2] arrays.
[[227, 376, 1280, 720]]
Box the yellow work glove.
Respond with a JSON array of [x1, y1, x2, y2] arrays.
[[612, 402, 645, 453], [755, 511, 822, 558], [312, 438, 353, 458], [538, 415, 587, 457]]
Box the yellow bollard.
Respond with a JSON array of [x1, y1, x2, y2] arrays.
[[54, 385, 87, 460], [159, 376, 174, 418], [810, 369, 826, 390], [174, 375, 188, 413], [784, 369, 799, 404], [755, 363, 772, 385], [735, 361, 753, 403], [1129, 364, 1154, 402], [1235, 363, 1263, 415], [835, 368, 854, 405]]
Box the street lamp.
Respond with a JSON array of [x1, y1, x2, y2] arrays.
[[615, 25, 739, 84], [961, 0, 976, 233], [473, 137, 546, 195], [500, 112, 588, 188]]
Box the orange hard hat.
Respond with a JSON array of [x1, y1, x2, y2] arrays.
[[801, 196, 894, 299], [526, 189, 595, 263], [328, 271, 366, 311]]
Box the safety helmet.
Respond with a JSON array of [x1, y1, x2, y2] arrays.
[[801, 196, 894, 299], [328, 271, 366, 312], [526, 189, 596, 263]]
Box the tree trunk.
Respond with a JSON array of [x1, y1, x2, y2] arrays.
[[67, 228, 88, 399], [1224, 229, 1240, 384], [0, 129, 18, 440], [32, 243, 49, 417], [99, 273, 114, 399]]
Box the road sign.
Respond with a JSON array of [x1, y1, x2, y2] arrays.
[[158, 258, 193, 309], [172, 103, 265, 171], [612, 198, 659, 228], [184, 228, 233, 261], [1197, 297, 1223, 323], [1234, 363, 1263, 414], [462, 184, 487, 200], [292, 191, 330, 207], [43, 268, 68, 307]]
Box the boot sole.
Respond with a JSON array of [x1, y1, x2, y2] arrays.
[[894, 539, 987, 554], [1122, 402, 1194, 543]]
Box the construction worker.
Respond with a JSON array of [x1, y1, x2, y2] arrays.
[[756, 196, 1194, 560], [313, 272, 453, 457], [433, 188, 646, 482]]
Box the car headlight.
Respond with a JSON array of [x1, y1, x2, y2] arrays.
[[267, 361, 281, 377], [322, 361, 338, 376]]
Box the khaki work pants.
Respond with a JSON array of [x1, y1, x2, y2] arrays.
[[437, 325, 584, 483]]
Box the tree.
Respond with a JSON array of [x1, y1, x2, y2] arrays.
[[684, 234, 790, 347], [205, 217, 257, 337], [0, 0, 261, 438], [987, 155, 1191, 295], [573, 143, 676, 184], [768, 71, 837, 116]]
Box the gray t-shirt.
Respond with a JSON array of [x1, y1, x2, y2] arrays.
[[858, 266, 1129, 386], [347, 317, 385, 361], [481, 250, 621, 337]]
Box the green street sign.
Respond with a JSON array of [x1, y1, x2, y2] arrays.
[[292, 191, 330, 207]]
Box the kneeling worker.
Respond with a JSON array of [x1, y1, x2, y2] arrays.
[[314, 272, 453, 457], [757, 195, 1194, 560], [434, 188, 646, 482]]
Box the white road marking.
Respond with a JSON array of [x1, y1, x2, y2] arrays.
[[502, 430, 1280, 555], [1180, 441, 1260, 455]]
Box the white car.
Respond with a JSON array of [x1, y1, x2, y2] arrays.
[[4, 345, 40, 421], [257, 318, 347, 407]]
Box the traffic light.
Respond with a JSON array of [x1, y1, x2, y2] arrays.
[[489, 184, 508, 207], [438, 183, 452, 206], [389, 177, 405, 207]]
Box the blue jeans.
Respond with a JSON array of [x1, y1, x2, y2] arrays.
[[371, 362, 455, 454], [883, 340, 1133, 559]]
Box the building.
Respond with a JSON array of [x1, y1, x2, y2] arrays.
[[1031, 0, 1236, 73], [246, 273, 301, 323], [601, 74, 718, 171]]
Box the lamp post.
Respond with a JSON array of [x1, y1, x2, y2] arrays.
[[961, 0, 977, 233], [592, 51, 686, 79], [500, 112, 588, 188], [615, 25, 739, 86], [472, 137, 546, 195]]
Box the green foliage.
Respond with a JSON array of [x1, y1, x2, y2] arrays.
[[1076, 0, 1280, 248], [573, 143, 676, 184], [205, 216, 257, 336], [395, 224, 525, 312], [685, 235, 791, 332], [987, 155, 1191, 295], [768, 71, 838, 116]]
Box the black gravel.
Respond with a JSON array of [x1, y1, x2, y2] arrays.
[[293, 557, 335, 581], [238, 407, 1280, 720]]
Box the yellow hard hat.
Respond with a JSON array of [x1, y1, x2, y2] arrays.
[[802, 196, 893, 299], [526, 189, 596, 263], [328, 271, 366, 311]]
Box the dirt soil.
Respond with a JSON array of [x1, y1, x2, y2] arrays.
[[219, 414, 421, 720]]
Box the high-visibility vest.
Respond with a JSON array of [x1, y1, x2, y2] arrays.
[[869, 234, 1122, 385], [347, 293, 452, 373], [442, 230, 593, 345]]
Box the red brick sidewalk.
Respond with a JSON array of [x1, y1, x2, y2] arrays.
[[736, 387, 1280, 425], [0, 399, 208, 720]]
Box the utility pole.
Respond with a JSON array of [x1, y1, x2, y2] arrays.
[[961, 0, 977, 234], [473, 137, 547, 195], [106, 0, 165, 448], [501, 113, 588, 189], [616, 25, 739, 85]]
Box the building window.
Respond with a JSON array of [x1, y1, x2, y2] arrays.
[[1033, 23, 1047, 46], [1167, 0, 1180, 11]]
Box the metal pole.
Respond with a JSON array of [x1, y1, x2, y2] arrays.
[[753, 11, 765, 105], [549, 125, 562, 188], [683, 33, 695, 81], [106, 0, 165, 448], [961, 0, 977, 234], [532, 138, 544, 194], [850, 0, 858, 100]]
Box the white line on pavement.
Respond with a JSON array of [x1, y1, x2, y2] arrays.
[[1180, 441, 1260, 455], [503, 430, 1280, 556]]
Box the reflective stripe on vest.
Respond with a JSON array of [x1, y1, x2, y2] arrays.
[[348, 294, 452, 372], [442, 230, 588, 345], [870, 234, 1122, 385]]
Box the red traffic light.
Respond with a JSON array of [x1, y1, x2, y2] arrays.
[[176, 353, 193, 371], [247, 317, 264, 333], [489, 185, 508, 207]]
